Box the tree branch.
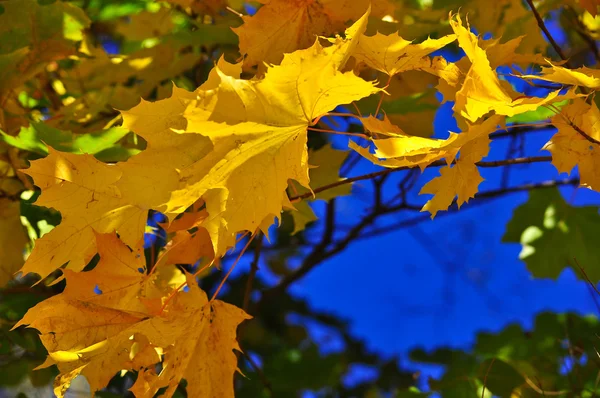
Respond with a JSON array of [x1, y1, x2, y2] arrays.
[[240, 348, 273, 395], [525, 0, 573, 67], [568, 121, 600, 146], [357, 178, 580, 241], [290, 156, 553, 201], [258, 201, 419, 307], [262, 177, 580, 304], [489, 124, 548, 139]]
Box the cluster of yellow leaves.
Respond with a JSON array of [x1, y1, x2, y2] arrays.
[[17, 232, 250, 397], [546, 99, 600, 191], [18, 10, 378, 397], [11, 0, 600, 396]]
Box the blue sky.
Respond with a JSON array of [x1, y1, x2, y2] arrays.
[[284, 105, 600, 387]]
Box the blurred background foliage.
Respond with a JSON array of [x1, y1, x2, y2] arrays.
[[2, 0, 600, 396]]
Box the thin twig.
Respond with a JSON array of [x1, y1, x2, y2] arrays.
[[525, 375, 570, 395], [241, 349, 273, 394], [489, 124, 549, 139], [525, 0, 572, 67], [476, 156, 552, 167], [355, 178, 580, 241], [307, 126, 368, 139], [258, 200, 336, 305], [574, 258, 600, 297], [262, 177, 580, 302], [482, 358, 496, 398], [375, 75, 393, 116], [243, 232, 264, 313], [568, 121, 600, 145], [226, 6, 244, 17], [211, 231, 257, 302]]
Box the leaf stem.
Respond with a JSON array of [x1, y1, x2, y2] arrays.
[[375, 75, 393, 116], [306, 126, 369, 139], [481, 358, 496, 398], [243, 232, 264, 313], [324, 112, 364, 121], [158, 259, 215, 315], [211, 231, 257, 302]]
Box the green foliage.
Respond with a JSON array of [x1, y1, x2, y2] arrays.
[[0, 123, 133, 161], [412, 312, 600, 397], [504, 188, 600, 282]]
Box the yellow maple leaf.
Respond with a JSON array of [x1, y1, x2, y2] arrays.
[[18, 92, 209, 280], [522, 63, 600, 89], [0, 198, 28, 286], [14, 86, 216, 280], [351, 115, 503, 170], [420, 133, 491, 217], [233, 0, 394, 67], [482, 36, 549, 69], [353, 32, 456, 76], [20, 149, 149, 280], [156, 14, 379, 256], [159, 209, 215, 266], [546, 99, 600, 191], [15, 232, 250, 398], [450, 14, 569, 123], [115, 8, 175, 41]]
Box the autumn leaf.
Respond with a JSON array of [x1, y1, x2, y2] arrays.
[[0, 199, 28, 287], [353, 32, 456, 76], [351, 115, 502, 170], [420, 133, 491, 217], [521, 63, 600, 89], [15, 232, 250, 398], [545, 99, 600, 191], [19, 149, 147, 280], [449, 14, 569, 123], [158, 209, 215, 266], [233, 0, 394, 67], [351, 115, 502, 216], [481, 36, 548, 69], [115, 8, 175, 40], [290, 200, 319, 235], [17, 97, 209, 280], [158, 13, 379, 256]]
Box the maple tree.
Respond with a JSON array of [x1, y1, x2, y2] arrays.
[[2, 0, 600, 396]]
